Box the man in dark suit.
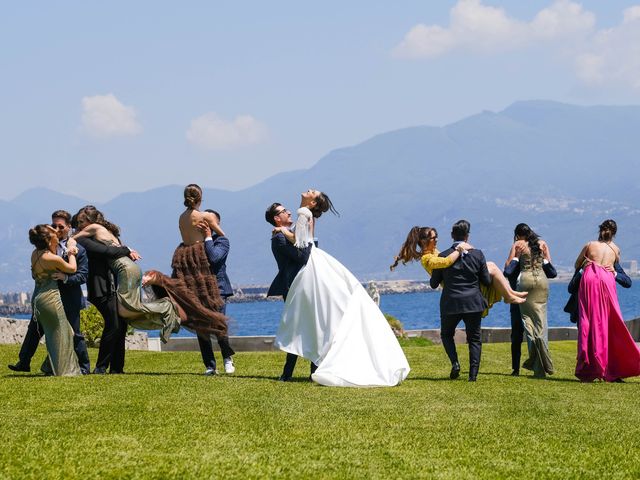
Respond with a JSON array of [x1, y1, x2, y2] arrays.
[[74, 207, 139, 374], [265, 202, 313, 381], [430, 220, 492, 382], [8, 210, 91, 374], [504, 257, 557, 376], [564, 262, 632, 323], [195, 209, 236, 375]]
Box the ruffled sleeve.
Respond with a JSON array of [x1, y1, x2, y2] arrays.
[[421, 250, 453, 276], [294, 207, 313, 249]]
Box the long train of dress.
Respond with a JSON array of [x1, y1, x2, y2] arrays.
[[275, 247, 410, 387], [575, 263, 640, 382]]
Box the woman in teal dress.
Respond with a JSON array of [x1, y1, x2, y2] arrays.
[[29, 224, 81, 376]]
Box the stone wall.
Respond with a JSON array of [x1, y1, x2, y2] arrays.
[[0, 317, 149, 351]]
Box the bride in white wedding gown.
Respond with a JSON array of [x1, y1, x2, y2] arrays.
[[274, 190, 410, 387]]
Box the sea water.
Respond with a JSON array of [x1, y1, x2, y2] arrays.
[[10, 282, 640, 337]]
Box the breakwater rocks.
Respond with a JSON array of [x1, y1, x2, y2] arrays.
[[228, 280, 436, 303], [0, 305, 31, 316]]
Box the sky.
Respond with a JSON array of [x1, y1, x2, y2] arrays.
[[2, 1, 640, 201]]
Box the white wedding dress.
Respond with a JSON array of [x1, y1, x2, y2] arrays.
[[275, 208, 411, 387]]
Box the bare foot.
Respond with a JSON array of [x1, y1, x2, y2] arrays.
[[505, 294, 527, 304]]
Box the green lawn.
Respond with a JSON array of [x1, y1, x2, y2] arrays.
[[1, 341, 639, 479]]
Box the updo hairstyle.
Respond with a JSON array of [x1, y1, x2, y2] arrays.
[[29, 224, 56, 250], [598, 219, 617, 242], [184, 184, 202, 209]]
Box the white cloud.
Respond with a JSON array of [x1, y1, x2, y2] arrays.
[[81, 94, 141, 138], [574, 7, 640, 89], [393, 0, 594, 59], [186, 113, 267, 150], [393, 1, 640, 90]]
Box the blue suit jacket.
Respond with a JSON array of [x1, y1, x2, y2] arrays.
[[563, 262, 631, 323], [267, 232, 311, 299], [203, 235, 233, 297], [58, 243, 88, 318]]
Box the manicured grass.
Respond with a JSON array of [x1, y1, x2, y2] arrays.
[[1, 341, 639, 479]]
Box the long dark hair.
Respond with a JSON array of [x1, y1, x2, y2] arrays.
[[514, 223, 542, 263], [598, 219, 617, 242], [390, 226, 436, 271], [77, 205, 121, 238], [310, 191, 339, 218]]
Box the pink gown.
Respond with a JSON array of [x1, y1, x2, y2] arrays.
[[575, 263, 640, 382]]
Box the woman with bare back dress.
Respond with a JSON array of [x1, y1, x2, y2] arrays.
[[143, 184, 228, 338], [574, 219, 640, 382]]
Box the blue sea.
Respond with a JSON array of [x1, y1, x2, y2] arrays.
[[11, 282, 640, 337]]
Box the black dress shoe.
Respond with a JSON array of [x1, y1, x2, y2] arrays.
[[450, 362, 461, 380], [93, 368, 107, 374], [8, 362, 30, 372], [511, 370, 520, 377], [468, 376, 477, 382], [614, 378, 625, 383], [278, 375, 292, 382]]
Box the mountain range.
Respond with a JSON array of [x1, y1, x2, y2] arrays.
[[2, 100, 639, 291]]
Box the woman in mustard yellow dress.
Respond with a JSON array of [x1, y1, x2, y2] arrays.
[[390, 226, 526, 316]]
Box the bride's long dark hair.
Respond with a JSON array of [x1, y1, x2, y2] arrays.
[[310, 192, 339, 218]]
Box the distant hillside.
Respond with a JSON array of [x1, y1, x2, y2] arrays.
[[2, 101, 639, 291]]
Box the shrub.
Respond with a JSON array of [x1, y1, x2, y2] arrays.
[[384, 313, 404, 338], [80, 304, 104, 348]]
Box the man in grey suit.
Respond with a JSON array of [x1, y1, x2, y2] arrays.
[[430, 220, 492, 382]]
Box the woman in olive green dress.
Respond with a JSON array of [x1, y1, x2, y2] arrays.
[[505, 223, 554, 378], [29, 225, 81, 376]]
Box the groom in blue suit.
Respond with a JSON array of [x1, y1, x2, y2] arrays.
[[195, 209, 236, 375], [265, 202, 314, 381]]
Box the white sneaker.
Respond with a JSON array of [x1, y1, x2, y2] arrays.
[[204, 367, 217, 376], [223, 357, 235, 374]]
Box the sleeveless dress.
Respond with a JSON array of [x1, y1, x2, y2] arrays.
[[275, 208, 410, 387], [103, 241, 181, 343], [31, 264, 81, 377], [421, 251, 500, 318], [575, 263, 640, 381], [518, 252, 554, 377]]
